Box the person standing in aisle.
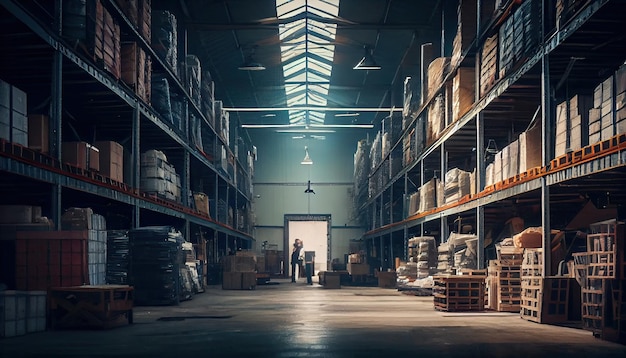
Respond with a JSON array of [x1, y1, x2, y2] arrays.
[[291, 238, 304, 282]]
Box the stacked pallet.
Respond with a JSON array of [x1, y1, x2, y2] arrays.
[[433, 275, 485, 312], [480, 34, 498, 98], [115, 0, 151, 42], [151, 10, 178, 76], [488, 246, 523, 312], [578, 220, 625, 343], [106, 230, 129, 285], [408, 236, 436, 279], [444, 168, 471, 204]]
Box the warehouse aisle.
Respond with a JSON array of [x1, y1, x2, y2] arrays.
[[1, 280, 625, 358]]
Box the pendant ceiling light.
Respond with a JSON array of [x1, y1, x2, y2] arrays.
[[353, 46, 381, 70], [301, 146, 313, 165]]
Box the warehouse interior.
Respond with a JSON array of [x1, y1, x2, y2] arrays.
[[1, 0, 626, 356]]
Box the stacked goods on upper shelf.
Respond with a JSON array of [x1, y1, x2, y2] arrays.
[[62, 141, 100, 172], [0, 79, 28, 147], [151, 10, 178, 76], [452, 67, 475, 123], [418, 178, 439, 213], [427, 57, 450, 99], [63, 0, 121, 79], [444, 168, 472, 204], [484, 135, 522, 187], [427, 93, 445, 145], [140, 149, 181, 202], [450, 0, 478, 69], [518, 123, 542, 173], [555, 95, 592, 157], [201, 70, 215, 127], [408, 190, 419, 216], [94, 140, 124, 183], [215, 101, 230, 147], [480, 33, 498, 97], [498, 0, 541, 78], [193, 192, 210, 216], [115, 0, 152, 42], [368, 131, 382, 198], [402, 76, 420, 127], [185, 55, 202, 107], [555, 0, 588, 28], [589, 65, 626, 143], [129, 226, 185, 305], [353, 139, 371, 211], [121, 41, 152, 103]]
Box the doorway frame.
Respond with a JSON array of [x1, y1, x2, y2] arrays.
[[283, 214, 331, 278]]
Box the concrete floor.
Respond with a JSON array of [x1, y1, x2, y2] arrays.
[[1, 279, 626, 358]]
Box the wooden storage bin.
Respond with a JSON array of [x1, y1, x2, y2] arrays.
[[520, 277, 575, 324], [433, 275, 485, 312]]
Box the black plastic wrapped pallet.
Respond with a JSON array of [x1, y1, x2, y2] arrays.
[[498, 0, 542, 78], [170, 91, 184, 132], [62, 0, 97, 50], [151, 73, 174, 124], [151, 10, 178, 76], [186, 55, 202, 107], [190, 113, 203, 152], [106, 230, 129, 285], [128, 226, 183, 305]]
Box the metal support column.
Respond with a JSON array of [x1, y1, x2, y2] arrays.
[[50, 0, 63, 229], [379, 235, 384, 271], [440, 143, 447, 242], [182, 151, 190, 207], [403, 225, 408, 262], [389, 234, 394, 271], [184, 220, 190, 241], [132, 105, 140, 227], [541, 50, 552, 277], [476, 111, 485, 269]]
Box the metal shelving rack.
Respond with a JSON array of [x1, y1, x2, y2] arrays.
[[361, 0, 626, 274], [0, 0, 254, 256]]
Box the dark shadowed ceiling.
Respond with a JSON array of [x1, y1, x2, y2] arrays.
[[152, 0, 457, 137]]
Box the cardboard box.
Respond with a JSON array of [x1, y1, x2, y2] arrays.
[[0, 79, 10, 108], [28, 115, 48, 153], [193, 192, 210, 216], [11, 85, 27, 115], [241, 272, 257, 290], [493, 151, 503, 183], [452, 67, 475, 122], [347, 263, 369, 276], [222, 272, 242, 290], [0, 205, 41, 224], [62, 142, 100, 171], [377, 271, 397, 289], [94, 140, 123, 182], [321, 272, 341, 289], [508, 139, 519, 178], [61, 207, 93, 230], [519, 125, 542, 173]]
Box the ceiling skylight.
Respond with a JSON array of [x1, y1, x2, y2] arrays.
[[276, 0, 339, 127]]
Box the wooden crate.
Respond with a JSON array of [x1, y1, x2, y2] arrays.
[[49, 285, 133, 329], [587, 220, 625, 279], [433, 275, 485, 312]]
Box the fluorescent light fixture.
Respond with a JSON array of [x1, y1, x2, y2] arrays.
[[301, 146, 313, 165], [224, 106, 402, 112], [261, 113, 277, 117], [238, 55, 266, 71], [276, 129, 336, 133], [353, 46, 381, 70], [292, 135, 305, 139], [310, 124, 374, 129], [334, 112, 360, 117]]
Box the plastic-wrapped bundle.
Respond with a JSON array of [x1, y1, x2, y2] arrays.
[[151, 10, 178, 75], [151, 73, 173, 124], [106, 230, 129, 284], [186, 55, 202, 107], [190, 113, 203, 152], [129, 226, 184, 305], [170, 91, 184, 131], [201, 70, 214, 126], [62, 0, 91, 43]]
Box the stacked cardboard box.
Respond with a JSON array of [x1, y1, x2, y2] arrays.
[[418, 178, 438, 213], [94, 140, 124, 182], [62, 141, 100, 171], [427, 93, 445, 145], [121, 42, 151, 103], [193, 192, 210, 216], [450, 0, 478, 68], [444, 168, 471, 204], [499, 0, 541, 78], [222, 254, 257, 290], [140, 149, 181, 202], [408, 190, 420, 216], [480, 34, 498, 97], [138, 0, 151, 42], [518, 125, 542, 173], [185, 55, 202, 107], [94, 0, 121, 79], [452, 67, 475, 123], [556, 95, 592, 157], [427, 57, 450, 99], [0, 79, 28, 147]]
